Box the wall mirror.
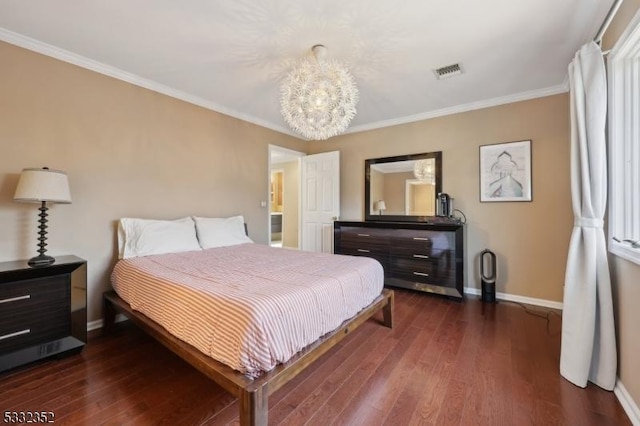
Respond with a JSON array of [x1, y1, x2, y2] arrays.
[[365, 151, 442, 222]]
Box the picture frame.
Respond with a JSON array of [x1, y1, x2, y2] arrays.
[[479, 140, 532, 202]]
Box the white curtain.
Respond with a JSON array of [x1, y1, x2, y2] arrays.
[[560, 41, 616, 390]]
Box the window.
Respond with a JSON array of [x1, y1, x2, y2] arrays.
[[608, 10, 640, 265]]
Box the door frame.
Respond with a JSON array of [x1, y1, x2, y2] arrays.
[[268, 145, 305, 247]]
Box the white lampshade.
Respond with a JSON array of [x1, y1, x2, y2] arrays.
[[376, 200, 386, 211], [14, 167, 72, 204]]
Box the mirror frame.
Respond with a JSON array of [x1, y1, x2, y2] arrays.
[[365, 151, 442, 222]]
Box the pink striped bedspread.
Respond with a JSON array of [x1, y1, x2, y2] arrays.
[[111, 243, 384, 377]]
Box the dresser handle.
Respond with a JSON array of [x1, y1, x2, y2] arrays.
[[357, 233, 370, 237], [0, 294, 31, 304], [0, 329, 31, 341], [357, 249, 371, 253], [413, 272, 429, 277], [412, 237, 430, 241], [413, 254, 430, 259]]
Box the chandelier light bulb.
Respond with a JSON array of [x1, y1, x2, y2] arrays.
[[414, 159, 436, 184], [280, 45, 359, 140]]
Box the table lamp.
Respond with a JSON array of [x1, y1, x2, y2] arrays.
[[14, 167, 72, 266]]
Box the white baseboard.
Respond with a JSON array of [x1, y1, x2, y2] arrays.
[[86, 319, 103, 331], [86, 314, 128, 332], [615, 379, 640, 426], [464, 286, 563, 310], [462, 290, 638, 424]]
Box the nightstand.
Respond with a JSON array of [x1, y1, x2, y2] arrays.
[[0, 255, 87, 373]]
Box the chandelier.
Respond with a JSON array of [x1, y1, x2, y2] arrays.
[[280, 45, 359, 140], [414, 159, 436, 184]]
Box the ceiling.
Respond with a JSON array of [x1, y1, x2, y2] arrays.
[[0, 1, 613, 139], [372, 160, 424, 174]]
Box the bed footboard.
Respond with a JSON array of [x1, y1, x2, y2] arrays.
[[382, 288, 394, 328], [102, 288, 393, 425]]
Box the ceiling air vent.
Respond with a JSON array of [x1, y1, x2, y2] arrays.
[[433, 63, 463, 80]]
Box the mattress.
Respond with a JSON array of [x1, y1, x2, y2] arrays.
[[111, 243, 384, 377]]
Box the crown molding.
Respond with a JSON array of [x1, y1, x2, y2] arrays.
[[346, 83, 570, 135], [0, 28, 298, 137], [1, 27, 570, 141]]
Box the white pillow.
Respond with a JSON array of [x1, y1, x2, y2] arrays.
[[193, 215, 253, 249], [118, 217, 201, 259]]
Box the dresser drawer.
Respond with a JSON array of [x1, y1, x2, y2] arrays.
[[339, 240, 388, 257], [338, 249, 389, 272], [340, 227, 391, 242], [340, 227, 389, 258], [334, 221, 464, 300], [389, 265, 456, 286], [390, 246, 451, 260], [389, 229, 455, 251], [389, 256, 449, 277], [0, 275, 70, 353], [337, 227, 390, 270], [390, 257, 436, 277]]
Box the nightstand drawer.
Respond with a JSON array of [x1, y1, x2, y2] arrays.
[[0, 274, 69, 299], [0, 275, 70, 352], [0, 256, 86, 373], [0, 315, 70, 353]]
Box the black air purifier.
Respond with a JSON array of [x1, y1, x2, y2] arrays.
[[480, 249, 497, 303]]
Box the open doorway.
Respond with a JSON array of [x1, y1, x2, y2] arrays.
[[268, 145, 305, 249], [270, 168, 284, 247]]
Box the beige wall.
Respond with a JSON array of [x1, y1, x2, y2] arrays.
[[383, 171, 413, 215], [410, 183, 434, 216], [2, 6, 637, 413], [308, 94, 572, 302], [0, 41, 305, 322], [280, 160, 299, 249], [603, 0, 640, 412]]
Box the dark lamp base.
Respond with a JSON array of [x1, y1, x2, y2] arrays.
[[28, 254, 56, 267]]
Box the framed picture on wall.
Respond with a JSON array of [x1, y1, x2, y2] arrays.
[[479, 140, 532, 202]]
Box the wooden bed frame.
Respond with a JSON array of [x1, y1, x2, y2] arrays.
[[103, 288, 394, 426]]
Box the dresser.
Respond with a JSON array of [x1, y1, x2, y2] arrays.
[[0, 255, 87, 372], [334, 221, 464, 299]]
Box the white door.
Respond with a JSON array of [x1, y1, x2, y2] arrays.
[[301, 151, 340, 253]]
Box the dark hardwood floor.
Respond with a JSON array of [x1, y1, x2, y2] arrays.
[[0, 289, 630, 425]]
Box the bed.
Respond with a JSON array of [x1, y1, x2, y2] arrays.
[[103, 227, 394, 426]]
